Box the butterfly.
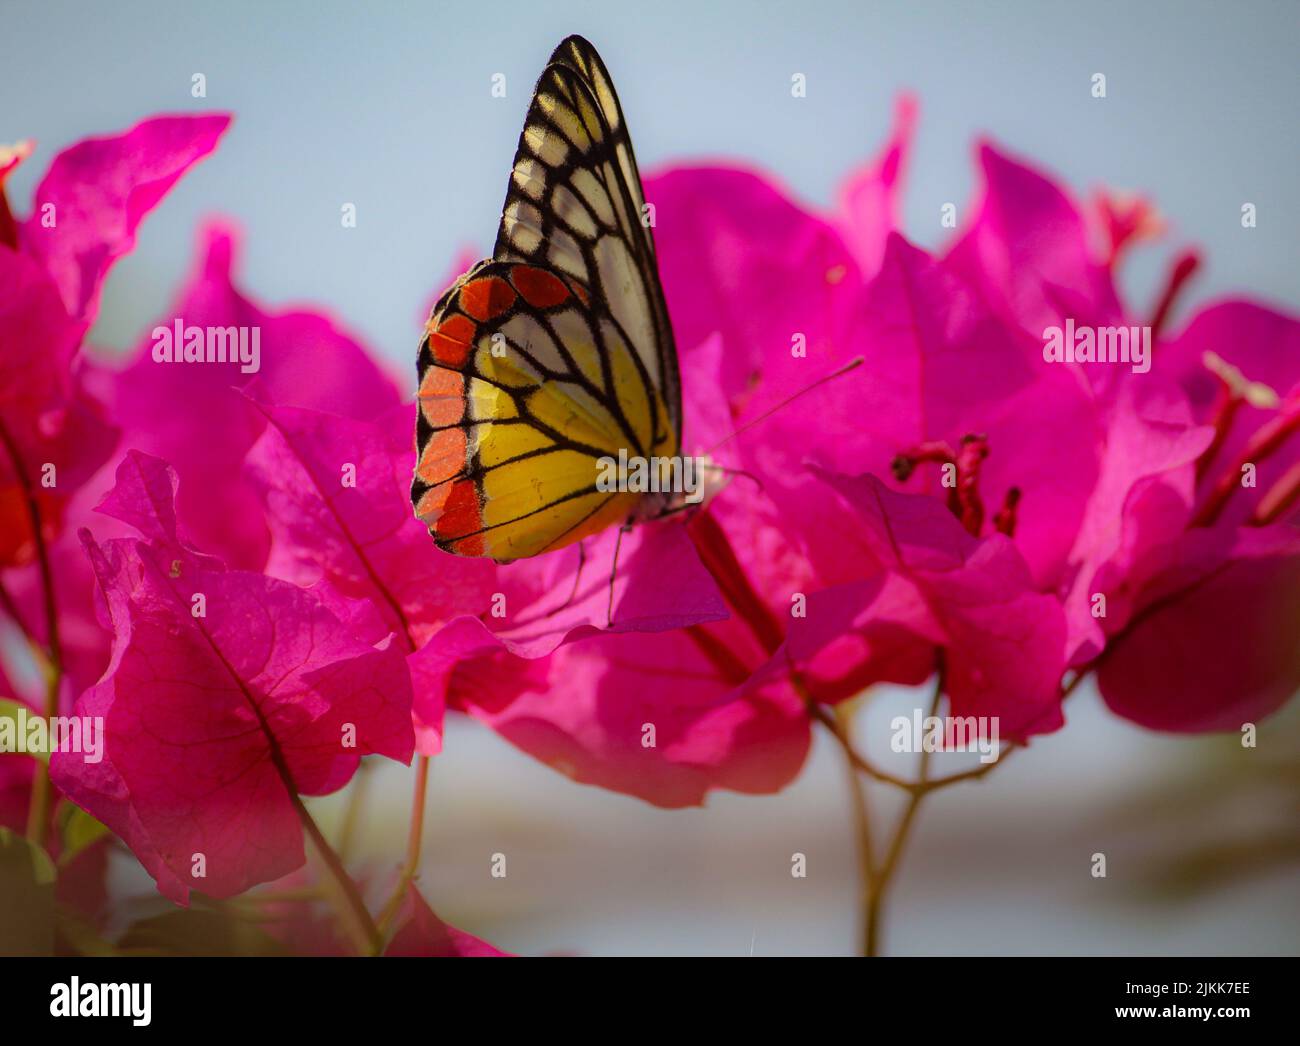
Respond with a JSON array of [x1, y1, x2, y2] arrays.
[[411, 35, 687, 563]]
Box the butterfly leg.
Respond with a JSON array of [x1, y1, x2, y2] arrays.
[[561, 539, 587, 612], [606, 522, 633, 627], [518, 540, 586, 624]]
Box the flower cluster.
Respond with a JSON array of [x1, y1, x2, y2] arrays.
[[1, 100, 1295, 955]]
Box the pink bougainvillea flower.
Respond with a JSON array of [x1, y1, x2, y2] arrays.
[[647, 164, 858, 399], [787, 470, 1068, 736], [0, 517, 114, 706], [16, 114, 230, 326], [411, 333, 804, 807], [405, 508, 730, 762], [244, 400, 497, 753], [1082, 303, 1300, 729], [834, 93, 917, 278], [242, 387, 730, 753], [732, 232, 1102, 594], [1159, 301, 1300, 529], [0, 244, 108, 566], [1095, 523, 1300, 731], [647, 94, 914, 401], [384, 884, 509, 957], [2, 114, 229, 693], [6, 218, 408, 710], [448, 604, 810, 808], [943, 140, 1125, 346], [432, 136, 1127, 795], [638, 113, 1300, 745], [51, 452, 414, 903], [85, 221, 404, 570], [1060, 380, 1214, 665], [932, 131, 1300, 732], [245, 401, 497, 648]]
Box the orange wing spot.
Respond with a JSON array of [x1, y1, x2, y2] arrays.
[[567, 278, 591, 307], [460, 276, 517, 321], [418, 367, 465, 426], [439, 479, 484, 546], [414, 482, 450, 524], [415, 477, 484, 555], [428, 314, 476, 369], [509, 265, 571, 308], [416, 426, 467, 485]]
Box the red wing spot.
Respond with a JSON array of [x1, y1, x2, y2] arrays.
[[460, 276, 517, 321], [439, 478, 483, 542], [428, 313, 476, 369], [509, 265, 571, 308], [568, 278, 591, 307], [451, 533, 486, 556]]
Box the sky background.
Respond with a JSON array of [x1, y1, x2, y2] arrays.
[[4, 0, 1298, 954]]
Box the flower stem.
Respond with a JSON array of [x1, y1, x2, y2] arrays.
[[335, 758, 373, 863], [807, 699, 913, 789], [834, 704, 877, 956], [24, 667, 60, 845], [373, 754, 431, 950], [0, 421, 63, 848], [293, 792, 382, 955], [860, 663, 944, 956]]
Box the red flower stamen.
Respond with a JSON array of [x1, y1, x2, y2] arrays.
[[1251, 459, 1300, 527], [893, 434, 996, 537], [0, 141, 32, 251], [0, 184, 17, 251], [890, 440, 955, 483], [1148, 248, 1201, 341], [1194, 351, 1281, 483], [993, 486, 1021, 537], [1196, 384, 1244, 484], [1193, 398, 1300, 527], [1094, 189, 1165, 270], [952, 434, 990, 536]]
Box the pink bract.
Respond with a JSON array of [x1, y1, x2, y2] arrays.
[[51, 452, 414, 903]]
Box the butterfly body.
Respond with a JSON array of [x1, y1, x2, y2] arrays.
[[412, 36, 686, 563]]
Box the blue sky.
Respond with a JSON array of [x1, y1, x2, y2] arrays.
[[6, 0, 1297, 373]]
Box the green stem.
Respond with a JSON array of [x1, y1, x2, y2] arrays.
[[373, 754, 431, 949], [834, 704, 877, 956], [336, 758, 372, 863], [294, 793, 381, 955], [861, 661, 945, 956]]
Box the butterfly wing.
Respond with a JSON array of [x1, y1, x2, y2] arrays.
[[412, 36, 681, 561], [412, 259, 676, 560], [494, 34, 681, 441]]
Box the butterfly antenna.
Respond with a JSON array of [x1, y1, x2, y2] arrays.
[[703, 356, 864, 456]]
